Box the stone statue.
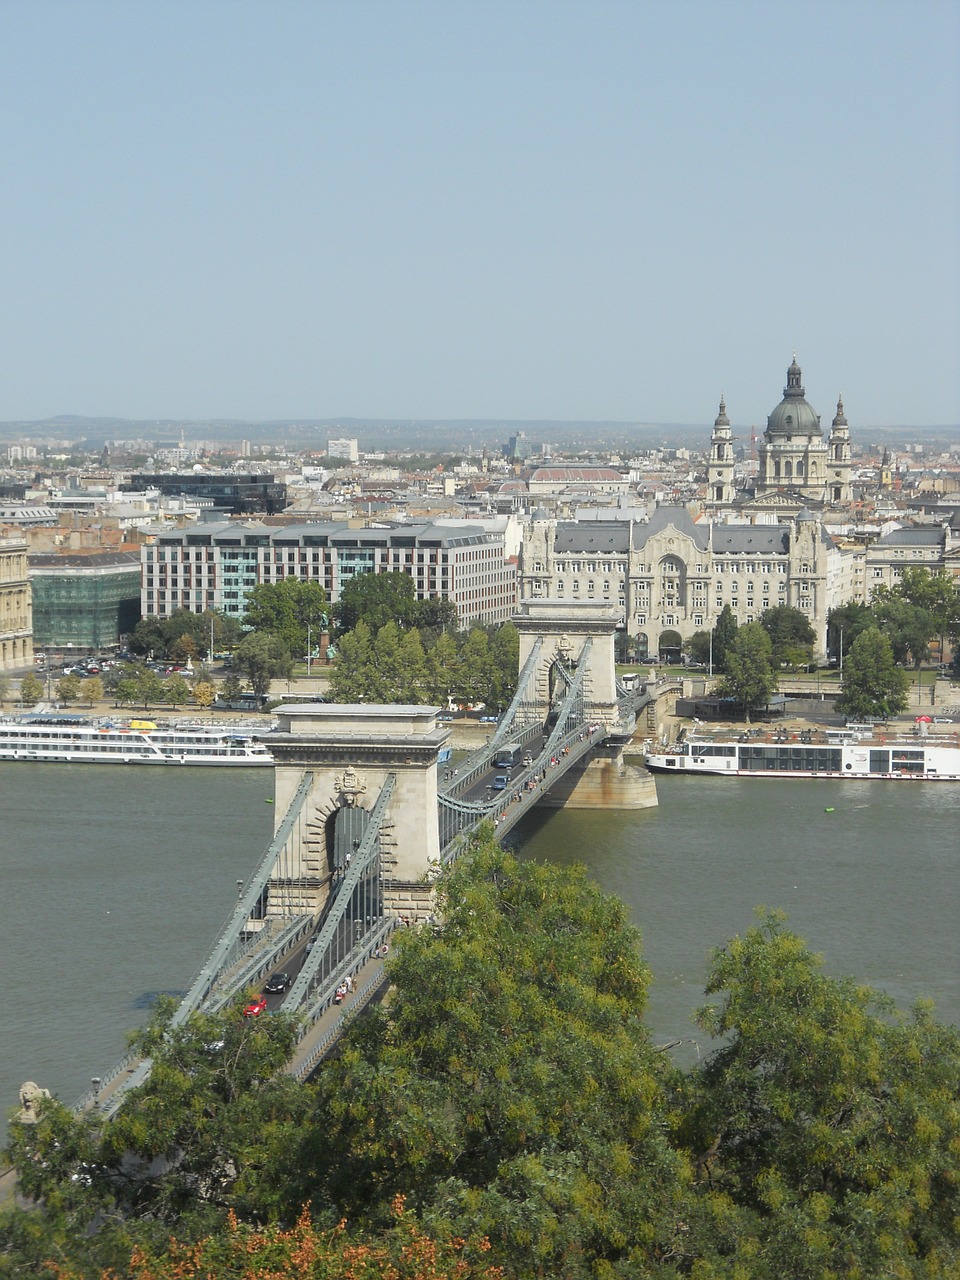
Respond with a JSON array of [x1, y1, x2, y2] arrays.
[[17, 1080, 51, 1123]]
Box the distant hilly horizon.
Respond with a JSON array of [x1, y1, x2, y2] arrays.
[[0, 413, 957, 453]]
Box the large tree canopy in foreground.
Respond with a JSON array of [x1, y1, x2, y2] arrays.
[[4, 833, 958, 1280]]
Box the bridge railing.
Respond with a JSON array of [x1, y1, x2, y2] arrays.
[[440, 719, 608, 861], [439, 719, 542, 802], [169, 770, 316, 1030], [281, 774, 395, 1016], [485, 636, 543, 751]]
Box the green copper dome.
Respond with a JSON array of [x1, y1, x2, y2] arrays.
[[765, 357, 822, 438]]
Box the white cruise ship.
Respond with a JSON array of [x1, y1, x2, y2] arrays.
[[645, 729, 960, 781], [0, 715, 274, 766]]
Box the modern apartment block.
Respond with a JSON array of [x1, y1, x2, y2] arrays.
[[142, 521, 517, 629]]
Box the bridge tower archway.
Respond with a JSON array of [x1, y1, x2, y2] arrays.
[[513, 599, 623, 726], [268, 704, 450, 920]]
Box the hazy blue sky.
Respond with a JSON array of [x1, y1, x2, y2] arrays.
[[1, 1, 958, 428]]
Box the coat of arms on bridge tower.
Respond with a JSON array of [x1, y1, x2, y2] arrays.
[[555, 635, 574, 663], [334, 766, 368, 806]]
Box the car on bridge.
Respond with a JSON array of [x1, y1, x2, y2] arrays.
[[264, 972, 291, 994], [242, 994, 267, 1017]]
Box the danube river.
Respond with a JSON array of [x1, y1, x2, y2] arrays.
[[2, 764, 958, 1138]]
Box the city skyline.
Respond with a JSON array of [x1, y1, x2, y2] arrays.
[[1, 2, 958, 428]]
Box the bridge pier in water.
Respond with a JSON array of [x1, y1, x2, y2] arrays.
[[514, 598, 658, 810]]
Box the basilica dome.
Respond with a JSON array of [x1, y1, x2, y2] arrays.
[[765, 357, 822, 437]]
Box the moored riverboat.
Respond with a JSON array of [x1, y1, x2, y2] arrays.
[[0, 714, 274, 766], [645, 729, 960, 781]]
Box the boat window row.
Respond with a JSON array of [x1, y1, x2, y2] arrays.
[[689, 744, 737, 757], [739, 745, 843, 772]]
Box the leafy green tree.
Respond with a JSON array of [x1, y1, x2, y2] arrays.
[[759, 604, 816, 667], [233, 632, 289, 700], [712, 603, 738, 673], [425, 627, 458, 706], [162, 674, 191, 708], [681, 911, 960, 1277], [329, 619, 374, 702], [397, 626, 428, 701], [872, 593, 937, 669], [892, 566, 960, 653], [685, 629, 712, 666], [333, 571, 419, 636], [487, 621, 519, 709], [713, 621, 777, 722], [134, 667, 165, 709], [113, 676, 138, 707], [56, 672, 83, 704], [19, 672, 44, 706], [415, 594, 460, 638], [82, 675, 104, 707], [129, 610, 240, 661], [168, 633, 198, 667], [835, 626, 910, 721], [455, 625, 492, 705], [128, 615, 167, 658], [826, 600, 875, 665], [2, 997, 307, 1271], [241, 578, 327, 658], [219, 672, 244, 703], [290, 835, 688, 1276]]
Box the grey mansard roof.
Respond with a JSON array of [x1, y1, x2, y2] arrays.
[[632, 506, 709, 551], [712, 527, 790, 554], [873, 527, 947, 548], [554, 523, 632, 554]]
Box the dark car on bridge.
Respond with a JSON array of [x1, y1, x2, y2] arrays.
[[264, 972, 291, 994]]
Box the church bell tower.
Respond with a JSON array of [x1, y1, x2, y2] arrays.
[[708, 396, 736, 506]]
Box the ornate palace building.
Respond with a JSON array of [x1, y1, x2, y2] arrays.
[[0, 534, 33, 670], [519, 505, 864, 662]]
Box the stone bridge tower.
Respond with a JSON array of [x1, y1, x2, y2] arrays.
[[267, 704, 450, 923], [513, 599, 655, 811], [514, 598, 623, 725]]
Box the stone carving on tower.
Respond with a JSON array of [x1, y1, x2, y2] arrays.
[[334, 766, 368, 806], [707, 395, 736, 506]]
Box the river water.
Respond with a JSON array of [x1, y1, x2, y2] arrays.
[[2, 765, 957, 1139]]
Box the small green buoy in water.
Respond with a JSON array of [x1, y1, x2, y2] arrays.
[[824, 806, 835, 812], [265, 798, 274, 804]]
